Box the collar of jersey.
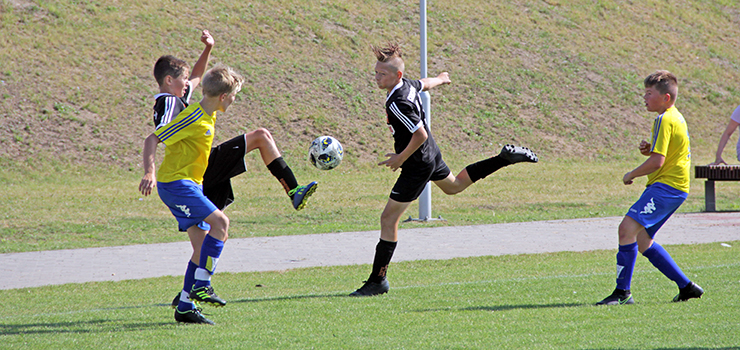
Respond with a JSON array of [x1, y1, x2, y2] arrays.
[[386, 80, 405, 103]]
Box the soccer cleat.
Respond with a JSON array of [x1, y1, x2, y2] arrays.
[[349, 279, 390, 297], [189, 285, 227, 307], [174, 308, 215, 325], [499, 144, 538, 164], [171, 293, 179, 309], [596, 289, 635, 305], [673, 282, 704, 302], [290, 181, 318, 211]]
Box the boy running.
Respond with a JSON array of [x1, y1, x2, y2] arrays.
[[596, 70, 704, 305], [350, 43, 538, 296], [152, 31, 317, 312]]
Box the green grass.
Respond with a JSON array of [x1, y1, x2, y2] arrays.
[[3, 158, 740, 253], [4, 241, 739, 349]]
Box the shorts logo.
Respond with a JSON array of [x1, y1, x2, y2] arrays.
[[176, 204, 191, 217], [640, 197, 656, 215]]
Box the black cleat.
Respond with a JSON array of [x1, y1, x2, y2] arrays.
[[596, 289, 635, 305], [171, 293, 179, 309], [673, 282, 704, 302], [349, 279, 390, 297], [174, 308, 215, 325], [189, 285, 227, 307], [499, 144, 538, 164]]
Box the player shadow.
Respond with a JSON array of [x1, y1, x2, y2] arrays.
[[461, 302, 588, 312], [230, 292, 348, 304], [413, 302, 587, 313], [0, 318, 171, 336]]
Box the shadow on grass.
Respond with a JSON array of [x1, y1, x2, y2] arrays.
[[413, 302, 588, 313], [0, 318, 171, 336], [229, 292, 349, 303]]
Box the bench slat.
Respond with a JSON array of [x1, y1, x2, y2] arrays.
[[695, 165, 740, 180]]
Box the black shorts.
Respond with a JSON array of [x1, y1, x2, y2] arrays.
[[390, 152, 451, 203], [203, 135, 248, 210]]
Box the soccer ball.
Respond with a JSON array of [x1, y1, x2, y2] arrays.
[[309, 136, 343, 170]]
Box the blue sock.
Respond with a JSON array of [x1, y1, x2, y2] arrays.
[[177, 261, 199, 311], [193, 234, 224, 289], [643, 242, 691, 289], [616, 242, 638, 291]]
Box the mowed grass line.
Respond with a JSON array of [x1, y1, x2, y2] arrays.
[[4, 242, 739, 349], [3, 158, 740, 253]]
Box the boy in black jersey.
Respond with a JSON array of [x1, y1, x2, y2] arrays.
[[151, 30, 318, 311], [350, 43, 538, 296]]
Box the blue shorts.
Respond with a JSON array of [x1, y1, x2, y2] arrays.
[[626, 182, 687, 238], [158, 180, 218, 232]]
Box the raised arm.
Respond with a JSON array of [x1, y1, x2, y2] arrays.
[[420, 72, 451, 91], [188, 30, 215, 91]]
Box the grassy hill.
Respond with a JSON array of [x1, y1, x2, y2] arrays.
[[2, 0, 740, 169]]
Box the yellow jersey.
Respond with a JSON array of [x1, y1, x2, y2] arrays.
[[647, 106, 691, 193], [154, 102, 216, 184]]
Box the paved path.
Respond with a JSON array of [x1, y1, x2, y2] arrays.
[[3, 212, 740, 290]]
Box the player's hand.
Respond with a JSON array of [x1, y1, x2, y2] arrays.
[[639, 139, 651, 156], [622, 171, 634, 185], [437, 72, 451, 85], [378, 153, 403, 172], [709, 157, 727, 166], [201, 30, 214, 47], [139, 173, 156, 196]]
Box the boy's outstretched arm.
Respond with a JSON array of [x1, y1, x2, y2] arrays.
[[139, 133, 161, 196], [189, 30, 215, 91], [420, 72, 451, 91]]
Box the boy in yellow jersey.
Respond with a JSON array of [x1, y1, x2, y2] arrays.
[[139, 64, 244, 325], [152, 30, 317, 311], [596, 70, 703, 306]]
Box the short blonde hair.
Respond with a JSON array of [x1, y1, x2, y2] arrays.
[[644, 70, 678, 101], [202, 64, 244, 97]]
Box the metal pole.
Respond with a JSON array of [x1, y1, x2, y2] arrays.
[[417, 0, 433, 221]]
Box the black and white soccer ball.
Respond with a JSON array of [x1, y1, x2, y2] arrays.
[[309, 136, 343, 170]]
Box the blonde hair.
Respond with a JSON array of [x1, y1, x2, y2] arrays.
[[372, 43, 405, 74], [644, 70, 678, 101], [202, 64, 244, 97]]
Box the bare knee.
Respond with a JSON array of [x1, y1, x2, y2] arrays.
[[254, 128, 273, 143]]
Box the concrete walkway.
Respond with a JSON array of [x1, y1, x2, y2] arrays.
[[3, 212, 740, 290]]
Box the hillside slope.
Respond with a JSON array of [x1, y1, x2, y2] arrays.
[[2, 0, 740, 169]]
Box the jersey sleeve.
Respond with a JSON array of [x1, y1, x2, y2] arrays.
[[408, 79, 423, 92], [650, 115, 672, 156], [388, 100, 423, 133], [153, 95, 183, 130], [731, 105, 740, 124]]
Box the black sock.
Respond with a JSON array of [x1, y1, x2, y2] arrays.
[[266, 157, 299, 196], [369, 239, 397, 283], [465, 155, 511, 183]]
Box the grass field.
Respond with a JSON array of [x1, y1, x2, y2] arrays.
[[3, 157, 740, 254], [4, 241, 739, 349]]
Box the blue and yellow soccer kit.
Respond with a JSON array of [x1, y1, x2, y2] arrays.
[[155, 103, 219, 231], [627, 106, 691, 236]]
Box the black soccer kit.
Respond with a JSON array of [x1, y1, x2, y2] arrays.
[[385, 78, 450, 202], [152, 83, 247, 210]]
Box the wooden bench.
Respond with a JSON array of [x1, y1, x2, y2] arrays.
[[695, 165, 740, 211]]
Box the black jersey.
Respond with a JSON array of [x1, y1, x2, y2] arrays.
[[152, 83, 194, 130], [385, 78, 440, 168]]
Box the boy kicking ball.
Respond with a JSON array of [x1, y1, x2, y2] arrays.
[[151, 30, 317, 314], [350, 43, 538, 297], [140, 64, 244, 324], [596, 70, 703, 306]]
